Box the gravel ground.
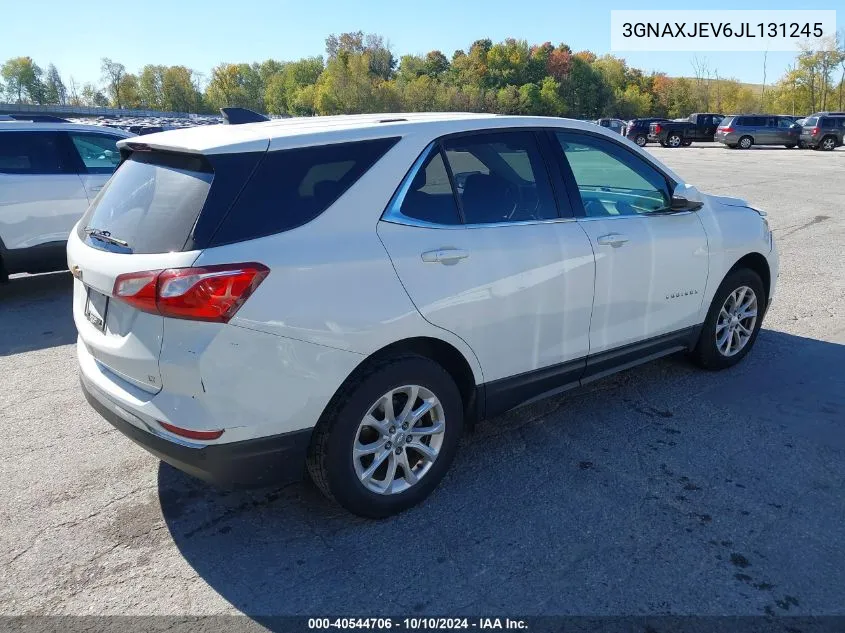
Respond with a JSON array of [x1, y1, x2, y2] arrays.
[[1, 144, 843, 619]]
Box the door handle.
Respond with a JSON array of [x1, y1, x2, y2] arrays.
[[596, 233, 630, 247], [421, 248, 469, 264]]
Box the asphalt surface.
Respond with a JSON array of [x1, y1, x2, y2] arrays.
[[1, 144, 844, 619]]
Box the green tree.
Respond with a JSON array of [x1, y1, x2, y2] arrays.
[[205, 63, 250, 111], [101, 58, 125, 107], [44, 64, 66, 104], [138, 65, 166, 109], [315, 52, 379, 114], [1, 56, 43, 103]]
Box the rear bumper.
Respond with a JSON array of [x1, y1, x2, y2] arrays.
[[81, 375, 312, 487]]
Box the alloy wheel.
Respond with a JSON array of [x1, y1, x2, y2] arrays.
[[636, 135, 647, 147], [715, 286, 758, 357], [740, 137, 752, 149], [668, 135, 681, 147], [353, 385, 446, 495], [822, 137, 835, 151]]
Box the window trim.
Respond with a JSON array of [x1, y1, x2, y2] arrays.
[[552, 129, 678, 221], [381, 127, 575, 229]]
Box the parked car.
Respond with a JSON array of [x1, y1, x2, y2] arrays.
[[715, 114, 801, 149], [0, 122, 133, 279], [595, 118, 626, 134], [800, 114, 845, 150], [650, 113, 725, 147], [625, 118, 670, 146], [70, 113, 778, 517]]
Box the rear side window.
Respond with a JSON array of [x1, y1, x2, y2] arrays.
[[721, 116, 736, 127], [78, 152, 213, 254], [210, 137, 399, 246], [399, 149, 461, 225], [0, 131, 69, 174]]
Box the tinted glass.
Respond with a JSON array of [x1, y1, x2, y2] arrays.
[[0, 131, 68, 174], [556, 133, 669, 217], [78, 152, 212, 254], [820, 117, 832, 127], [721, 116, 735, 127], [778, 118, 795, 128], [211, 138, 398, 245], [68, 132, 122, 173], [442, 131, 557, 224], [805, 117, 819, 126], [398, 149, 461, 225]]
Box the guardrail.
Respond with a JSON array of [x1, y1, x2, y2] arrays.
[[0, 103, 205, 119]]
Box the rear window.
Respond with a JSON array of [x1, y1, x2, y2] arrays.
[[805, 117, 819, 126], [77, 152, 213, 254], [720, 116, 735, 127], [209, 137, 399, 246]]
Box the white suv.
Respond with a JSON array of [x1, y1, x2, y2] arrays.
[[69, 113, 778, 517], [0, 121, 132, 279]]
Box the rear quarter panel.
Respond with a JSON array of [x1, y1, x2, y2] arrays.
[[191, 133, 485, 386]]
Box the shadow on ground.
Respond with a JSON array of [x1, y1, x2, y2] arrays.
[[0, 273, 75, 355], [158, 330, 845, 621]]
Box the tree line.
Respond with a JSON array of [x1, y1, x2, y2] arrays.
[[3, 32, 845, 118]]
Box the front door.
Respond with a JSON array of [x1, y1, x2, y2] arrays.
[[553, 131, 709, 355], [377, 131, 596, 386], [66, 131, 124, 201]]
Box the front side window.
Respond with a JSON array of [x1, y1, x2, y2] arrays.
[[0, 131, 68, 174], [778, 118, 795, 128], [556, 132, 670, 218], [442, 131, 558, 224], [68, 132, 122, 173]]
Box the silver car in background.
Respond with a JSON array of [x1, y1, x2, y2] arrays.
[[715, 114, 801, 149]]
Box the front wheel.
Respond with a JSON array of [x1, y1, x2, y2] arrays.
[[307, 355, 463, 518], [690, 269, 765, 370]]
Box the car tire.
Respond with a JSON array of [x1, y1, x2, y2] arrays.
[[635, 135, 647, 147], [820, 136, 836, 151], [784, 144, 797, 149], [667, 133, 682, 148], [738, 136, 753, 149], [690, 268, 766, 371], [307, 355, 464, 518]]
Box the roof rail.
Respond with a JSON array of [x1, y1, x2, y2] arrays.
[[8, 114, 70, 123], [220, 107, 270, 125]]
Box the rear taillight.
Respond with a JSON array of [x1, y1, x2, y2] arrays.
[[811, 127, 820, 135], [653, 124, 662, 133], [719, 126, 734, 133], [113, 263, 269, 322]]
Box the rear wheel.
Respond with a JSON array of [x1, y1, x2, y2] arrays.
[[634, 135, 647, 147], [667, 133, 682, 148], [738, 135, 753, 149], [821, 135, 837, 151], [307, 355, 463, 518], [690, 269, 765, 370]]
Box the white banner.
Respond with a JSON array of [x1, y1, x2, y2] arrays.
[[610, 10, 837, 52]]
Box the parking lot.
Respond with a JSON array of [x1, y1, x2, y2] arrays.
[[1, 144, 844, 618]]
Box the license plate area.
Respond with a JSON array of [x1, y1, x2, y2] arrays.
[[84, 287, 109, 332]]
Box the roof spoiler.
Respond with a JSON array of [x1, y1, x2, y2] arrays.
[[220, 107, 269, 125], [8, 114, 70, 123]]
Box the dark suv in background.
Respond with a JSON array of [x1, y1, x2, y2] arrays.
[[625, 118, 669, 146], [800, 115, 845, 151], [715, 115, 801, 149]]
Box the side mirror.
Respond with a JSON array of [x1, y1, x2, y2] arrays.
[[670, 195, 704, 212]]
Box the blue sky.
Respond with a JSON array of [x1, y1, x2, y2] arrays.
[[1, 0, 836, 88]]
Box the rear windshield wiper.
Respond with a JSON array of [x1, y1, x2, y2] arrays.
[[84, 227, 131, 250]]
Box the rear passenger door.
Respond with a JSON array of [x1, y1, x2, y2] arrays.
[[66, 131, 124, 200], [377, 130, 596, 393], [0, 130, 88, 250]]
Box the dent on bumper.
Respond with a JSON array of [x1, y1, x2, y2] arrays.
[[81, 376, 312, 487]]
